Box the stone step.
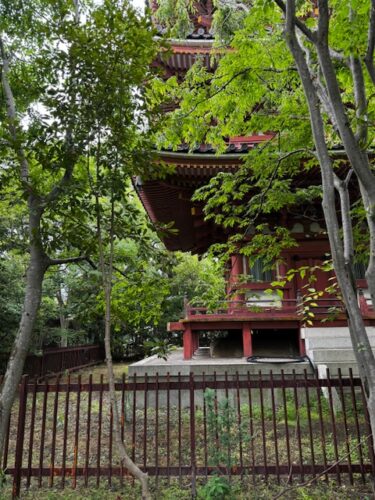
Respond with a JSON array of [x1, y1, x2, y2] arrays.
[[193, 347, 211, 359], [305, 327, 375, 339], [306, 337, 375, 349], [310, 349, 357, 363], [314, 362, 359, 377]]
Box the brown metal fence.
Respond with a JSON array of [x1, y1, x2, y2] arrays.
[[22, 345, 103, 378], [3, 369, 375, 497]]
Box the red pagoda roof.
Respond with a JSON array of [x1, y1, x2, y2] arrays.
[[136, 135, 274, 253], [156, 39, 217, 73]]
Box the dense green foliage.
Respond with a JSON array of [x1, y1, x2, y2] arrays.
[[151, 0, 374, 267], [0, 207, 224, 361], [0, 0, 225, 369]]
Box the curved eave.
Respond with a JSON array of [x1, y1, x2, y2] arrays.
[[158, 151, 245, 160], [155, 38, 225, 72], [136, 145, 373, 253], [136, 179, 223, 253], [135, 153, 238, 253], [153, 37, 215, 49]]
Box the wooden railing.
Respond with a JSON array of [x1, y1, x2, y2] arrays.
[[185, 298, 347, 318]]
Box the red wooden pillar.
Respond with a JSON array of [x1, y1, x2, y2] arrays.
[[229, 255, 244, 312], [358, 289, 369, 315], [183, 325, 194, 360], [242, 322, 252, 358], [231, 254, 243, 279], [299, 328, 306, 356]]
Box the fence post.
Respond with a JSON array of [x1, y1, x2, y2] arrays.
[[189, 372, 196, 497], [359, 377, 375, 477], [12, 375, 28, 499]]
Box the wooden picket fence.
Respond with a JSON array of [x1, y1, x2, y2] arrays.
[[3, 369, 375, 497]]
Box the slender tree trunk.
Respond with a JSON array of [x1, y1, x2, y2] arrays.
[[56, 285, 69, 348], [359, 184, 375, 312], [283, 0, 375, 437], [96, 182, 151, 499], [102, 284, 151, 499], [0, 199, 48, 461]]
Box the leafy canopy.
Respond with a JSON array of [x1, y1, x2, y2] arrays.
[[150, 0, 374, 265]]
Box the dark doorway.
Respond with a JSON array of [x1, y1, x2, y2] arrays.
[[252, 329, 299, 357], [210, 330, 243, 358]]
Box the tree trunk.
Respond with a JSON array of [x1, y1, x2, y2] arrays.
[[56, 285, 69, 348], [0, 199, 48, 461], [283, 0, 375, 438], [96, 182, 151, 498], [359, 184, 375, 313], [102, 287, 151, 499]]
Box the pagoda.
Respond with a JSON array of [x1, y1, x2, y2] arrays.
[[131, 1, 375, 378]]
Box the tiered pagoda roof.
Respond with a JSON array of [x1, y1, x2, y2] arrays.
[[135, 135, 275, 253]]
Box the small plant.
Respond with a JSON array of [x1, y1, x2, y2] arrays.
[[198, 475, 231, 500], [204, 388, 238, 470], [201, 388, 250, 498], [0, 468, 7, 488]]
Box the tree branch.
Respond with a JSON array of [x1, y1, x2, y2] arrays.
[[333, 170, 354, 266], [350, 55, 368, 144], [179, 65, 297, 120], [243, 148, 307, 237], [274, 0, 348, 62], [314, 0, 375, 198], [43, 8, 81, 206], [297, 33, 340, 134], [178, 66, 252, 119], [284, 0, 375, 393], [0, 37, 33, 192], [365, 0, 375, 85], [317, 0, 329, 45], [48, 255, 90, 266], [272, 434, 372, 499], [273, 0, 316, 43]]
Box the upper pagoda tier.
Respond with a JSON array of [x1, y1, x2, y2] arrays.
[[150, 0, 218, 77], [151, 0, 214, 39]]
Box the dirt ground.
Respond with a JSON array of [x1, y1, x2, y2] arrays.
[[0, 477, 374, 499], [72, 362, 129, 381]]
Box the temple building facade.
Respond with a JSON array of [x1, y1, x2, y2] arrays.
[[132, 1, 375, 377]]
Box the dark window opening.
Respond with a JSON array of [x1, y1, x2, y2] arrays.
[[354, 262, 366, 280], [243, 257, 273, 282], [252, 329, 299, 357]]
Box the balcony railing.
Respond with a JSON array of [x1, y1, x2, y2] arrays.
[[185, 294, 374, 320], [186, 299, 298, 318]]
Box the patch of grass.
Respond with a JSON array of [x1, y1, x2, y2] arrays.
[[66, 362, 129, 382]]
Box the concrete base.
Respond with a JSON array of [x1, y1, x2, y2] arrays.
[[305, 326, 375, 376], [128, 349, 314, 408], [128, 349, 312, 378]]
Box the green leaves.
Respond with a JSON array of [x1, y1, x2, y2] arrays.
[[151, 0, 375, 277]]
